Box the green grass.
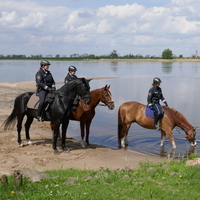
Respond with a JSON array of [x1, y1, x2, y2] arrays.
[[1, 156, 200, 200]]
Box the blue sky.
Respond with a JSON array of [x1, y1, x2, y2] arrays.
[[0, 0, 200, 57]]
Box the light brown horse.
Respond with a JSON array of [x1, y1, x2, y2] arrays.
[[118, 101, 197, 149], [51, 85, 114, 148]]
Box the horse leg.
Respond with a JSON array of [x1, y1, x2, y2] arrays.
[[17, 115, 25, 146], [160, 130, 166, 147], [80, 122, 86, 148], [119, 123, 131, 148], [85, 120, 92, 146], [165, 129, 176, 148], [52, 122, 60, 154], [61, 119, 69, 152], [24, 116, 34, 145]]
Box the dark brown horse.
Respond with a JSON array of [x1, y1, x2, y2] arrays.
[[118, 101, 197, 149], [51, 85, 115, 148]]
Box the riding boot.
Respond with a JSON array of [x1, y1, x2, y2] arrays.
[[154, 115, 161, 130], [37, 104, 44, 122]]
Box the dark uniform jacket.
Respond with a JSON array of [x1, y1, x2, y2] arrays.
[[35, 68, 55, 91], [64, 73, 77, 83], [147, 86, 165, 106]]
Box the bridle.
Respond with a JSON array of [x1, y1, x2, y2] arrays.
[[99, 89, 114, 107]]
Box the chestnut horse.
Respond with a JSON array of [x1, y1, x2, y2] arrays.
[[118, 101, 197, 149], [51, 85, 115, 148]]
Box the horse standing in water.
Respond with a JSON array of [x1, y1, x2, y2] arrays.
[[51, 85, 115, 148], [3, 78, 91, 154], [118, 101, 197, 149]]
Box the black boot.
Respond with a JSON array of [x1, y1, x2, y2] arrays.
[[154, 114, 161, 130], [37, 104, 44, 122]]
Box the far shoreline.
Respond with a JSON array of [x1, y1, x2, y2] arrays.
[[1, 58, 200, 62]]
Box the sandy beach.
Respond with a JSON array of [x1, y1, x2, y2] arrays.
[[0, 81, 164, 175]]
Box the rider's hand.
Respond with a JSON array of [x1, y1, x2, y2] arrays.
[[148, 103, 154, 110], [52, 85, 56, 91], [164, 101, 168, 107]]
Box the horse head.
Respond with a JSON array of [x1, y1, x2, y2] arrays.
[[170, 108, 197, 147], [77, 78, 91, 105], [101, 85, 115, 110], [185, 127, 197, 147]]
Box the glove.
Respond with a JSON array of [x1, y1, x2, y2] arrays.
[[164, 101, 168, 107], [163, 100, 168, 107], [147, 103, 154, 110], [52, 85, 56, 91], [44, 85, 52, 92]]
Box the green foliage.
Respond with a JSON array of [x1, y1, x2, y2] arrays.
[[162, 48, 173, 59], [1, 158, 200, 200]]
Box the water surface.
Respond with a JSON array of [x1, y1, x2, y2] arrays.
[[0, 60, 200, 158]]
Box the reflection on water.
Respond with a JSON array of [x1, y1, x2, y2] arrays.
[[162, 62, 173, 73], [0, 60, 200, 158]]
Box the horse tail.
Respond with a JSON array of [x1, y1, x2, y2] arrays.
[[3, 93, 26, 130], [118, 105, 123, 140], [3, 107, 18, 130]]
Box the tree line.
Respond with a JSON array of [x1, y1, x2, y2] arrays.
[[0, 49, 199, 59]]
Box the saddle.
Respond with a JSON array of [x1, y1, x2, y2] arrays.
[[145, 106, 164, 119], [27, 92, 55, 110]]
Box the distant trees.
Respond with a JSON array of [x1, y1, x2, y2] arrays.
[[109, 50, 118, 59], [162, 48, 173, 59]]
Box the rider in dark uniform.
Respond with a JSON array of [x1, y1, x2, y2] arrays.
[[147, 77, 168, 130], [35, 60, 56, 121], [64, 65, 79, 111], [64, 65, 78, 83]]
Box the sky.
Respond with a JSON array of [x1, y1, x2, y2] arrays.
[[1, 0, 200, 57]]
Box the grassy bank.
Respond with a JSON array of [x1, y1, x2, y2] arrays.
[[1, 155, 200, 200]]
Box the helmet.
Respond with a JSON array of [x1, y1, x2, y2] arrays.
[[153, 77, 162, 84], [40, 60, 51, 66], [68, 65, 77, 72]]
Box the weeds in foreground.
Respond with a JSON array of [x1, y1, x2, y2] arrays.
[[1, 155, 200, 200]]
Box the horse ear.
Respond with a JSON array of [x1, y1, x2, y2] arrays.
[[194, 126, 198, 130], [87, 79, 92, 82], [105, 84, 110, 90]]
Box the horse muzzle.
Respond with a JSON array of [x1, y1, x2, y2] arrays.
[[107, 101, 115, 110], [191, 140, 197, 147]]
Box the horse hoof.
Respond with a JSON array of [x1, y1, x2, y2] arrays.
[[63, 148, 70, 153], [18, 143, 24, 147], [54, 149, 60, 155], [27, 140, 32, 145]]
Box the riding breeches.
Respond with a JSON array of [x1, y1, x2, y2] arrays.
[[38, 90, 47, 105], [152, 103, 164, 117]]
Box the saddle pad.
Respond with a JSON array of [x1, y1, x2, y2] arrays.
[[145, 106, 155, 119], [27, 93, 39, 110]]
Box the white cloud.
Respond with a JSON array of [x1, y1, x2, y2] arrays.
[[0, 11, 18, 24], [13, 12, 47, 28], [0, 0, 200, 56]]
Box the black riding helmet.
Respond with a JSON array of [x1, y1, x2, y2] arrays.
[[153, 77, 162, 84], [40, 60, 51, 66], [68, 65, 77, 72]]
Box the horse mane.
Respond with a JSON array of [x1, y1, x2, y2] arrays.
[[57, 78, 82, 92], [169, 107, 189, 125]]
